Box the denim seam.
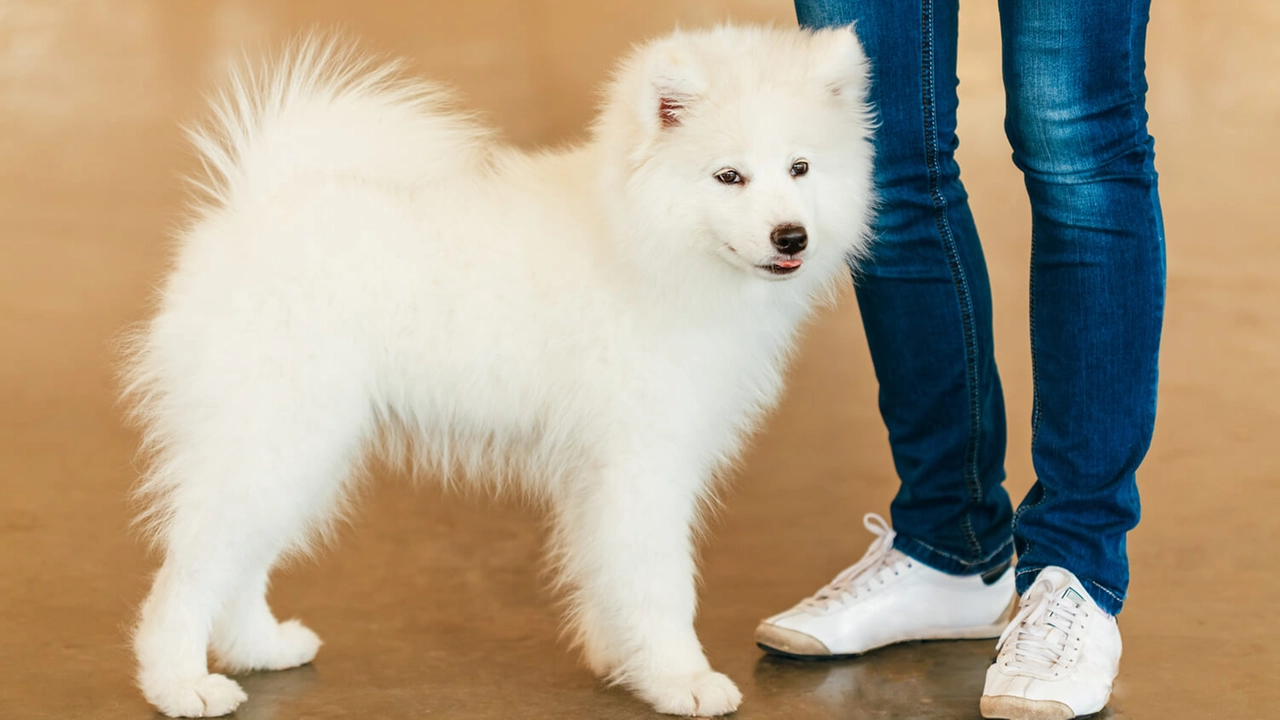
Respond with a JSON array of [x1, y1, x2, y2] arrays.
[[905, 534, 1014, 569], [920, 0, 986, 560], [1082, 579, 1126, 608], [1028, 223, 1041, 440], [1015, 567, 1126, 611], [1010, 478, 1046, 568], [1127, 0, 1140, 151], [1021, 192, 1041, 569]]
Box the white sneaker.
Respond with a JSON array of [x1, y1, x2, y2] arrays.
[[980, 567, 1122, 719], [755, 513, 1016, 658]]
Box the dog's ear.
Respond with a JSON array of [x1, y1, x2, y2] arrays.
[[643, 44, 706, 130], [812, 25, 871, 109]]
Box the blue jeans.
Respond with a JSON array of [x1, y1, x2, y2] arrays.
[[795, 0, 1165, 615]]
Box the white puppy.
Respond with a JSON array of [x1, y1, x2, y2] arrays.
[[122, 24, 875, 717]]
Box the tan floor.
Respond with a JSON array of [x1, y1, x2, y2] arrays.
[[2, 1, 1277, 718]]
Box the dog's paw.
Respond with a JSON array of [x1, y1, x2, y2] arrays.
[[257, 619, 322, 670], [143, 673, 247, 717], [636, 670, 743, 717], [218, 618, 322, 672]]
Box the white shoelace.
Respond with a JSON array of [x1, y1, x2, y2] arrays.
[[995, 576, 1084, 674], [798, 513, 905, 612]]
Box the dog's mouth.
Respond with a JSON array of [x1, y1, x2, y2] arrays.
[[757, 258, 803, 276]]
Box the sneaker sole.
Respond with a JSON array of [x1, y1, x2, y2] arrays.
[[980, 695, 1101, 720], [755, 621, 1011, 661], [756, 595, 1017, 660]]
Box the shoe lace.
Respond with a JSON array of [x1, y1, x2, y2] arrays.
[[995, 577, 1084, 674], [798, 513, 902, 611]]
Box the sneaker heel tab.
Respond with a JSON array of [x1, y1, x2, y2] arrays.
[[980, 560, 1012, 586]]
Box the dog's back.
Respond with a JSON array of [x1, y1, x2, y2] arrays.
[[131, 37, 628, 494]]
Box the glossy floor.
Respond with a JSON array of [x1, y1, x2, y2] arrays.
[[1, 1, 1276, 718]]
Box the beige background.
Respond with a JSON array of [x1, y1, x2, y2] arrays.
[[1, 1, 1276, 718]]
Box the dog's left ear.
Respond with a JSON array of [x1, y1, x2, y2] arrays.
[[813, 25, 871, 109], [643, 44, 707, 131]]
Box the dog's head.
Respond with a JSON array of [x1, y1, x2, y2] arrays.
[[598, 25, 876, 287]]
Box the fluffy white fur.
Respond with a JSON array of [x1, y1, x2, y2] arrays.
[[123, 25, 875, 717]]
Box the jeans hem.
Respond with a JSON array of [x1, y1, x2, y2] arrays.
[[894, 534, 1014, 577], [1014, 566, 1126, 616]]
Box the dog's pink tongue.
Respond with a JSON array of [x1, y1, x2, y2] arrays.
[[775, 259, 803, 268]]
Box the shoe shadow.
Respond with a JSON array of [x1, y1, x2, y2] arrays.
[[752, 639, 1000, 719]]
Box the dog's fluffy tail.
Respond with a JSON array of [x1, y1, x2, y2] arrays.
[[186, 34, 492, 209]]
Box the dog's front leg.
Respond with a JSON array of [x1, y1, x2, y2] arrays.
[[554, 456, 742, 717]]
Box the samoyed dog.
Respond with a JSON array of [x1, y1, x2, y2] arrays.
[[123, 24, 875, 717]]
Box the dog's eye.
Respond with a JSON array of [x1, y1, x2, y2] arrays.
[[790, 161, 809, 177], [715, 169, 743, 185]]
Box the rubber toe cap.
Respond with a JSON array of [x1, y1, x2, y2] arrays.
[[754, 622, 832, 657]]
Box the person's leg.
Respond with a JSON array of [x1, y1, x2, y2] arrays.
[[980, 3, 1163, 716], [754, 0, 1017, 660], [796, 0, 1013, 575], [1000, 0, 1165, 617]]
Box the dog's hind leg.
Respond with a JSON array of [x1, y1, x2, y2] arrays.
[[555, 453, 742, 717], [132, 384, 369, 717], [209, 568, 322, 674]]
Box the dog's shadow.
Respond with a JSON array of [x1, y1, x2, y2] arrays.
[[160, 665, 320, 720]]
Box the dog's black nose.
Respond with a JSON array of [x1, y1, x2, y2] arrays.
[[770, 224, 808, 255]]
